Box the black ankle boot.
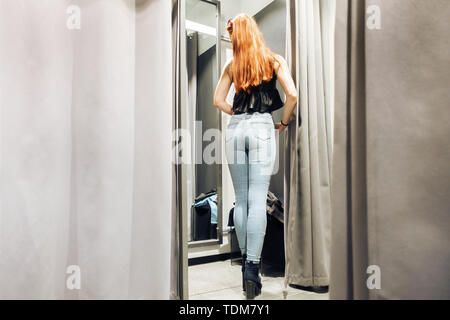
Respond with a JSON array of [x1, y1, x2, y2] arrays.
[[244, 261, 262, 299], [241, 254, 247, 291]]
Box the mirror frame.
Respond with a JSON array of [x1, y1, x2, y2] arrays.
[[181, 0, 223, 249]]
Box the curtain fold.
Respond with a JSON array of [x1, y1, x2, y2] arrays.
[[329, 0, 368, 300], [330, 0, 450, 299], [284, 0, 335, 289], [0, 0, 174, 299]]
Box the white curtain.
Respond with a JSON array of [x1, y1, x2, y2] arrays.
[[0, 0, 173, 299]]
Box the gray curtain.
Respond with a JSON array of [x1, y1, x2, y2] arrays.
[[284, 0, 336, 289], [0, 0, 174, 299], [330, 0, 450, 299]]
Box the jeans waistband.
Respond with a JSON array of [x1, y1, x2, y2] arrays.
[[230, 112, 272, 122]]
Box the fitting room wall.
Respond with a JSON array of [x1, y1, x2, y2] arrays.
[[254, 0, 287, 201]]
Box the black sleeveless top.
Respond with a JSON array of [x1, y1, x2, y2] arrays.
[[231, 70, 284, 114]]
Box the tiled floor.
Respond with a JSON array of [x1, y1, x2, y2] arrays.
[[189, 260, 329, 300]]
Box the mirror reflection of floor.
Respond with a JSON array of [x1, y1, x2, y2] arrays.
[[189, 260, 329, 300]]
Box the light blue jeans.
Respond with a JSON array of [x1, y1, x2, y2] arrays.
[[225, 112, 276, 263]]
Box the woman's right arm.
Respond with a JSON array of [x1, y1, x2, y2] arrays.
[[274, 54, 297, 133], [213, 59, 234, 115]]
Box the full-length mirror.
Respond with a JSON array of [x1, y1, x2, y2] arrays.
[[183, 0, 222, 247]]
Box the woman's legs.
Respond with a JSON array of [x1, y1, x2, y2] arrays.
[[246, 165, 271, 263], [225, 125, 249, 256], [246, 120, 276, 263], [225, 113, 276, 262], [227, 158, 248, 256]]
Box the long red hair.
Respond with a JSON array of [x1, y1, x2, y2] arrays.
[[226, 13, 279, 94]]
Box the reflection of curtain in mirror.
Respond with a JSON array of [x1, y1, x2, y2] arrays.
[[330, 0, 450, 300], [0, 0, 173, 299], [284, 0, 335, 289], [185, 32, 198, 242]]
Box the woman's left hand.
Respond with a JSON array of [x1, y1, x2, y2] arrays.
[[275, 123, 287, 134]]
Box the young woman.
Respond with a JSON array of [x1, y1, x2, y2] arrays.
[[213, 13, 297, 299]]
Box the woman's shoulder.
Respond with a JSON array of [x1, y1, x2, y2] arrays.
[[272, 53, 286, 74]]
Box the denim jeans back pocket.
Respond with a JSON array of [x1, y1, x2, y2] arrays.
[[255, 128, 271, 141], [225, 125, 237, 142], [251, 122, 273, 141], [249, 124, 275, 166]]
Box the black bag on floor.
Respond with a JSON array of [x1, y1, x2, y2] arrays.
[[192, 189, 217, 241], [261, 191, 285, 277]]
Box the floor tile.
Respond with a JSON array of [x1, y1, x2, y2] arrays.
[[188, 260, 329, 300]]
